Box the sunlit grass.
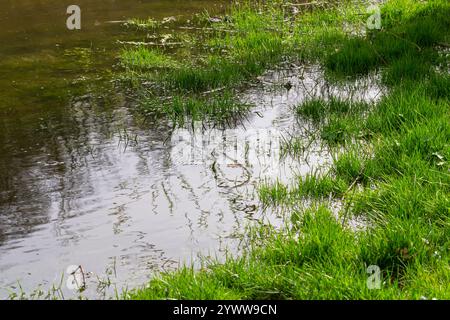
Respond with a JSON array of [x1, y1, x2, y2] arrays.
[[120, 47, 178, 70]]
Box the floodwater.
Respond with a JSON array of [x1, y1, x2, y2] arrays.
[[0, 0, 384, 299]]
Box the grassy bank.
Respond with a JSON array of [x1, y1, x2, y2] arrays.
[[126, 0, 450, 299]]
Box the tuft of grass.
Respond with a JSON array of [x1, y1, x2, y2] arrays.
[[320, 115, 361, 146], [371, 32, 417, 63], [293, 174, 347, 199], [333, 149, 367, 185], [120, 47, 178, 70], [164, 58, 245, 93], [326, 38, 380, 76], [280, 136, 305, 159], [365, 81, 447, 135], [402, 15, 447, 47], [140, 90, 249, 127], [258, 180, 289, 207], [296, 98, 371, 146], [258, 174, 348, 208], [425, 73, 450, 100], [381, 54, 433, 85], [296, 99, 370, 143]]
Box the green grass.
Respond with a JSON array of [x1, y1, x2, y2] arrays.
[[258, 173, 348, 208], [326, 38, 381, 76], [296, 98, 371, 145], [323, 0, 450, 81], [297, 98, 367, 122], [280, 136, 305, 159], [333, 149, 368, 185], [382, 54, 433, 85], [127, 0, 450, 300], [258, 180, 290, 207], [120, 47, 179, 70], [164, 58, 246, 93], [140, 91, 250, 127], [293, 174, 348, 199]]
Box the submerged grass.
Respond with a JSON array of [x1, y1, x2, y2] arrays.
[[127, 0, 450, 300], [140, 91, 250, 127]]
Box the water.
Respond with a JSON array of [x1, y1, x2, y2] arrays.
[[0, 0, 232, 298], [0, 1, 384, 299]]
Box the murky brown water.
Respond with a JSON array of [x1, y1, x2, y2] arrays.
[[0, 0, 384, 299]]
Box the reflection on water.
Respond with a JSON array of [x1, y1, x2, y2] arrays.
[[0, 0, 231, 298], [0, 0, 384, 298]]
